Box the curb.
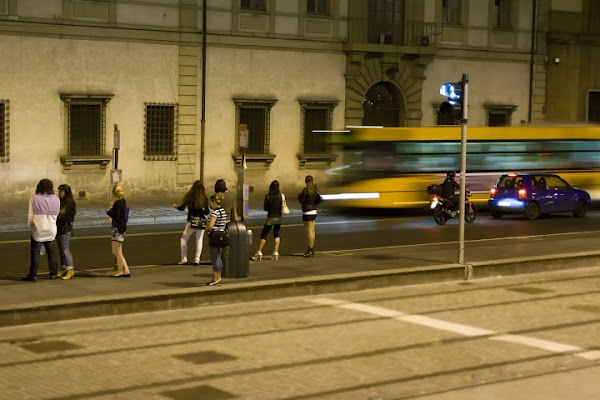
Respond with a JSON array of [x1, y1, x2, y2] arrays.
[[2, 251, 599, 327]]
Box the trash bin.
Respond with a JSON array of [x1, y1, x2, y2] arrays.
[[223, 220, 249, 278]]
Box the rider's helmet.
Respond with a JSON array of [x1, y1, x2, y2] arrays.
[[447, 171, 456, 179]]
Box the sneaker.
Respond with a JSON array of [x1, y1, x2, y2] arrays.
[[177, 260, 187, 265], [206, 279, 221, 286], [193, 262, 200, 266], [48, 274, 59, 280], [21, 276, 37, 282], [62, 270, 75, 280], [56, 269, 67, 278]]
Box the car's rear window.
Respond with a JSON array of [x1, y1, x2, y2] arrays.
[[497, 175, 524, 189]]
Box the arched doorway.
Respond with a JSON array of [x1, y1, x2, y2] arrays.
[[362, 81, 404, 127]]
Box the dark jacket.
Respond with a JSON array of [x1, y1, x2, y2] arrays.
[[264, 193, 283, 218], [298, 186, 322, 213], [57, 198, 76, 234], [441, 178, 460, 199], [107, 198, 127, 234], [177, 197, 209, 223]]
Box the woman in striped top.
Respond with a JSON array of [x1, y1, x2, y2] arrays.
[[204, 193, 227, 286]]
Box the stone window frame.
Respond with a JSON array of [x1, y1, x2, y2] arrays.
[[484, 104, 517, 126], [59, 93, 113, 170], [232, 98, 277, 168], [298, 99, 339, 167]]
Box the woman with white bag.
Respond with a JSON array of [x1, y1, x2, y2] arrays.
[[251, 180, 288, 261]]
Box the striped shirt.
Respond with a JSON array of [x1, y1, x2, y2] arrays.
[[210, 207, 227, 232]]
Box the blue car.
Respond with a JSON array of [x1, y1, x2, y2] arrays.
[[488, 173, 591, 220]]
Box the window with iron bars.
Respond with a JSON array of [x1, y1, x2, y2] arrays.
[[241, 0, 266, 12], [144, 103, 178, 161], [303, 107, 332, 154], [485, 104, 516, 126], [67, 101, 106, 156], [235, 101, 275, 154], [307, 0, 329, 16], [442, 0, 461, 25], [0, 100, 8, 162]]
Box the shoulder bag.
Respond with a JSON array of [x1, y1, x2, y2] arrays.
[[281, 193, 290, 215], [208, 229, 229, 247]]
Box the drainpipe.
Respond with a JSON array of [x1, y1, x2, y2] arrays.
[[528, 0, 538, 123], [200, 0, 207, 182]]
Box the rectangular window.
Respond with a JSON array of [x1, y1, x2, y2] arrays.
[[0, 100, 8, 162], [144, 103, 178, 161], [485, 105, 516, 126], [307, 0, 329, 16], [240, 0, 266, 12], [303, 108, 331, 154], [442, 0, 461, 25], [588, 90, 600, 122], [240, 107, 266, 154], [68, 102, 104, 156], [494, 0, 511, 28], [368, 0, 405, 45]]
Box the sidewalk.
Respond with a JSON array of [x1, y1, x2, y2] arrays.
[[0, 195, 302, 232], [1, 229, 600, 327]]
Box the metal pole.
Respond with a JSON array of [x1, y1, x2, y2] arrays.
[[458, 73, 469, 264], [200, 0, 206, 183]]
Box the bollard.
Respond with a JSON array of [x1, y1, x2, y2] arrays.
[[223, 220, 249, 278], [464, 264, 473, 280]]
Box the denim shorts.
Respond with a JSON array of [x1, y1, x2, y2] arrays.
[[111, 228, 125, 242]]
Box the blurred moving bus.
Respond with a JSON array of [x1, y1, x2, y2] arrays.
[[322, 126, 600, 209]]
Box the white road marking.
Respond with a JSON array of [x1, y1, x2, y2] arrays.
[[309, 297, 596, 361], [575, 351, 600, 361], [491, 334, 581, 353], [340, 303, 406, 318], [397, 315, 495, 337]]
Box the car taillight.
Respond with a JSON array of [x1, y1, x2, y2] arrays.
[[518, 189, 526, 200], [490, 188, 496, 198]]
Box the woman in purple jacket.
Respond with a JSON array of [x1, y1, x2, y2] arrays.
[[22, 179, 60, 282]]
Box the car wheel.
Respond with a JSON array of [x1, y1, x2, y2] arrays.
[[573, 200, 587, 217], [433, 205, 448, 225], [490, 209, 503, 219], [524, 202, 540, 220]]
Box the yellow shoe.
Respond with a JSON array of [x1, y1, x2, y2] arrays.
[[62, 270, 75, 280]]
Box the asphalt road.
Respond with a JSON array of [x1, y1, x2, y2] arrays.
[[1, 266, 598, 399], [2, 210, 600, 276]]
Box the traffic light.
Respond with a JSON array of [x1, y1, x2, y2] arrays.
[[438, 82, 464, 125]]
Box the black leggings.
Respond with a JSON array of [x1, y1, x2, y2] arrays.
[[260, 224, 281, 240]]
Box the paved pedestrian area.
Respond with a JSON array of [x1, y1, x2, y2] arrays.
[[0, 266, 598, 400]]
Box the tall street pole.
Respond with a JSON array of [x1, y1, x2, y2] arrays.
[[200, 0, 206, 183], [458, 73, 469, 265]]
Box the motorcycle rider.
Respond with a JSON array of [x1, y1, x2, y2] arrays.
[[441, 171, 460, 216]]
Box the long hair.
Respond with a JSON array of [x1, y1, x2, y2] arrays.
[[36, 179, 54, 195], [305, 175, 314, 196], [214, 179, 227, 193], [58, 184, 77, 214], [184, 180, 207, 208], [210, 192, 224, 207], [268, 180, 280, 196]]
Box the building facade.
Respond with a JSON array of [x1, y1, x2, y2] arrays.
[[0, 0, 596, 202]]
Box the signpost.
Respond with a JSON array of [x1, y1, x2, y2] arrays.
[[440, 74, 469, 268]]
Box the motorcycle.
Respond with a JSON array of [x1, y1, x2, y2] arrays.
[[427, 184, 477, 225]]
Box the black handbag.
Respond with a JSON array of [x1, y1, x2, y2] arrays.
[[208, 229, 229, 247], [190, 216, 202, 229]]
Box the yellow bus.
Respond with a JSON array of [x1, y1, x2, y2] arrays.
[[323, 126, 600, 209]]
